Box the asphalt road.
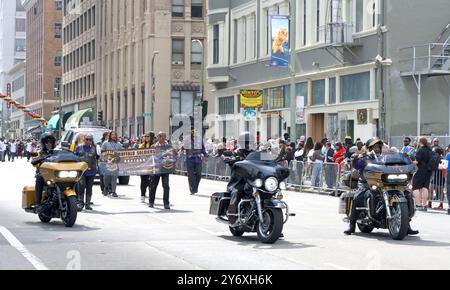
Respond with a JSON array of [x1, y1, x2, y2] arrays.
[[1, 158, 450, 270]]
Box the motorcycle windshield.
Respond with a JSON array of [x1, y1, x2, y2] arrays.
[[46, 150, 81, 163], [235, 152, 289, 181], [365, 153, 415, 174]]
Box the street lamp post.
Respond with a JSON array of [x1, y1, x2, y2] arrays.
[[289, 0, 298, 143], [54, 86, 63, 140], [151, 51, 159, 132], [192, 39, 204, 105]]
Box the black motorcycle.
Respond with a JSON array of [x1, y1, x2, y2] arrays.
[[209, 151, 294, 244]]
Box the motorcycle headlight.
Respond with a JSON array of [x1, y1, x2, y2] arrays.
[[253, 179, 263, 188], [57, 171, 79, 178], [279, 181, 287, 190], [264, 177, 279, 192], [386, 174, 408, 182]]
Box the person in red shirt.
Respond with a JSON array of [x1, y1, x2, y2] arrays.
[[333, 142, 346, 164]]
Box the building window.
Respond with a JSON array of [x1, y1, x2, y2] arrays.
[[191, 0, 203, 18], [172, 39, 184, 65], [218, 96, 234, 115], [172, 0, 184, 17], [54, 77, 62, 97], [16, 0, 25, 11], [54, 23, 62, 38], [213, 25, 219, 64], [15, 18, 26, 32], [355, 0, 364, 32], [15, 39, 26, 52], [191, 40, 203, 64], [329, 77, 336, 104], [54, 0, 62, 10], [54, 51, 62, 66], [264, 86, 287, 110], [12, 76, 25, 92], [171, 91, 194, 116], [312, 80, 325, 105], [341, 72, 370, 102]]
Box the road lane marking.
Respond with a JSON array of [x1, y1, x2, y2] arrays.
[[324, 263, 349, 270], [147, 214, 171, 224], [196, 226, 229, 236], [0, 226, 48, 270]]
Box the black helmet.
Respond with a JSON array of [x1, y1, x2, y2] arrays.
[[238, 131, 255, 151], [41, 133, 56, 149], [366, 137, 383, 151]]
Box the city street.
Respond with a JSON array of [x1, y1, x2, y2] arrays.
[[1, 158, 450, 270]]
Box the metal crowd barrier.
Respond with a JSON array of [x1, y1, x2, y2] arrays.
[[174, 156, 450, 207], [174, 156, 342, 196], [428, 169, 448, 208]]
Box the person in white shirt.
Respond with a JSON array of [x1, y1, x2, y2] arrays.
[[26, 140, 33, 162], [10, 140, 17, 162], [0, 139, 6, 162]]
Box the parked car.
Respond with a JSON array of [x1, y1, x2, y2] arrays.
[[60, 126, 130, 185]]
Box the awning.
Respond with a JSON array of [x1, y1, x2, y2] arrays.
[[64, 108, 94, 131], [47, 115, 60, 130], [26, 125, 42, 134]]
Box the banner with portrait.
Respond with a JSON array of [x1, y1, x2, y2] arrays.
[[270, 15, 290, 68], [99, 148, 177, 176]]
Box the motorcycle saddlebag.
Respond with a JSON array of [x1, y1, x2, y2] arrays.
[[209, 192, 231, 216], [22, 186, 36, 209]]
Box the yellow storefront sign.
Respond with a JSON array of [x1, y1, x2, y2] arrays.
[[240, 90, 263, 109]]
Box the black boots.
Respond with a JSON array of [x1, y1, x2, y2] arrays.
[[407, 227, 419, 236], [344, 224, 356, 235]]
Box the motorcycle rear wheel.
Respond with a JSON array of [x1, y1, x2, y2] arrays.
[[357, 223, 374, 233], [38, 214, 51, 223], [229, 227, 244, 237], [256, 208, 283, 244], [61, 196, 78, 228]]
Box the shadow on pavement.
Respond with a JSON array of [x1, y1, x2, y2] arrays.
[[84, 210, 153, 216], [219, 235, 316, 250], [24, 221, 101, 232], [354, 232, 450, 247]]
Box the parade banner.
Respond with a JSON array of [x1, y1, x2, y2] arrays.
[[99, 148, 177, 177], [270, 15, 290, 67], [0, 92, 48, 127], [240, 90, 263, 109], [296, 95, 305, 124]]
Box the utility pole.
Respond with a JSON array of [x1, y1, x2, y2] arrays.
[[151, 51, 159, 132], [289, 0, 297, 142]]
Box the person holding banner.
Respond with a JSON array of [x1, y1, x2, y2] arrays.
[[139, 132, 155, 203], [101, 132, 123, 198], [74, 134, 99, 211], [149, 131, 176, 209], [180, 128, 208, 196]]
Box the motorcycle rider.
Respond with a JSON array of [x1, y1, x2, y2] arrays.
[[226, 131, 256, 226], [344, 138, 419, 236], [31, 133, 57, 212]]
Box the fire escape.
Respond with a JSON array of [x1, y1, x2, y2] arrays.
[[399, 22, 450, 136], [322, 0, 362, 65]]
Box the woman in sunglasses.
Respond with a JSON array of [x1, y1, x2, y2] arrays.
[[74, 134, 99, 211]]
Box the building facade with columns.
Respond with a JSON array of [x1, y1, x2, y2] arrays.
[[95, 0, 210, 138], [61, 0, 97, 128]]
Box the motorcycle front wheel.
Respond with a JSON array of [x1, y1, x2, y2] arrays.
[[388, 201, 409, 240], [61, 196, 78, 227], [256, 208, 283, 244]]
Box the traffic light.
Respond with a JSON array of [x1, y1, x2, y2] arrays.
[[97, 111, 103, 124]]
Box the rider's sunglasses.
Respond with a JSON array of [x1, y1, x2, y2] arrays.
[[85, 138, 93, 141]]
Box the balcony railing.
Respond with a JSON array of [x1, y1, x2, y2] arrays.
[[399, 43, 450, 76]]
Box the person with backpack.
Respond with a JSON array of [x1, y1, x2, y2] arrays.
[[412, 137, 434, 211]]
